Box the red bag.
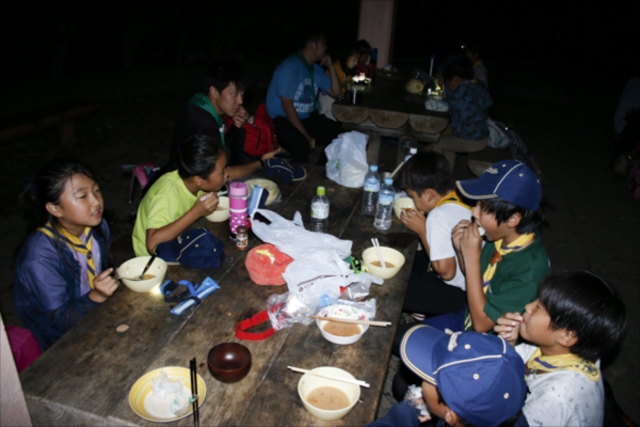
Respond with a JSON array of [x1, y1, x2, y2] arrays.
[[238, 104, 279, 157]]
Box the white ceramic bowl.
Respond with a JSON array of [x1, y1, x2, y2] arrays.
[[297, 366, 361, 421], [245, 178, 280, 206], [393, 197, 416, 220], [119, 256, 167, 292], [315, 305, 369, 345], [362, 247, 405, 280], [205, 196, 230, 222]]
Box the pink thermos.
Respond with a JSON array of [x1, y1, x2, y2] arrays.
[[229, 181, 248, 235]]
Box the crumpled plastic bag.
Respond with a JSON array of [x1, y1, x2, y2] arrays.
[[251, 208, 352, 260], [325, 131, 369, 188]]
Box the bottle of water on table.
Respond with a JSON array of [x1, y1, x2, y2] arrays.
[[374, 177, 395, 231], [310, 186, 330, 233], [361, 164, 381, 216]]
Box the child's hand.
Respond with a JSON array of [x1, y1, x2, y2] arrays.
[[90, 268, 118, 303], [494, 312, 523, 346], [451, 219, 471, 253], [400, 209, 425, 235], [459, 220, 483, 263], [194, 192, 219, 217], [261, 147, 282, 161]]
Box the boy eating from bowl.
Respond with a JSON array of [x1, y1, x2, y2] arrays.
[[370, 326, 528, 427]]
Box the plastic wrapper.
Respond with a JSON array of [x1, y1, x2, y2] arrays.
[[405, 384, 430, 419], [325, 131, 369, 188], [317, 296, 377, 321], [251, 209, 352, 260], [150, 370, 190, 416]]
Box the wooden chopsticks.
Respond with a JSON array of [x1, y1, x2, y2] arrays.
[[308, 315, 391, 327]]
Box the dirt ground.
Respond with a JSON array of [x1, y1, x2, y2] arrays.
[[1, 62, 638, 423]]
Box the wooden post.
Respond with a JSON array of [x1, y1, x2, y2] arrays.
[[357, 0, 397, 68]]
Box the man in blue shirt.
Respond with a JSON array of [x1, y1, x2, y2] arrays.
[[433, 58, 492, 171], [266, 29, 343, 163]]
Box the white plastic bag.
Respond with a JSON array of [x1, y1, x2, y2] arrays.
[[251, 209, 352, 260], [325, 131, 369, 188]]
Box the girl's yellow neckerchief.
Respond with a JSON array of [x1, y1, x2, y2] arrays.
[[39, 222, 97, 289], [527, 347, 600, 382], [464, 232, 535, 330]]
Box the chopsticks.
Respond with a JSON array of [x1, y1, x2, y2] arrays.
[[288, 366, 370, 388], [389, 161, 404, 179], [371, 238, 386, 268], [308, 315, 391, 327], [190, 358, 199, 427]]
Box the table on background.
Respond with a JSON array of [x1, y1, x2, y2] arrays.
[[332, 73, 449, 165], [20, 165, 418, 426]]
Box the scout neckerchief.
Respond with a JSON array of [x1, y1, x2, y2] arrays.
[[434, 190, 471, 210], [293, 51, 319, 112], [463, 232, 536, 330], [527, 347, 600, 382], [39, 222, 97, 289], [188, 93, 225, 149]]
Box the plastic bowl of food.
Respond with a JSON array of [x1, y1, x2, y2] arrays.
[[205, 196, 230, 222], [315, 305, 369, 345], [362, 247, 405, 280], [119, 256, 167, 292], [393, 197, 416, 220], [207, 342, 252, 383], [298, 366, 361, 421]]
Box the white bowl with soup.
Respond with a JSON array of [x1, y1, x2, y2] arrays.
[[205, 196, 230, 222], [361, 246, 405, 280], [297, 366, 361, 421], [119, 256, 167, 292], [315, 305, 369, 345]]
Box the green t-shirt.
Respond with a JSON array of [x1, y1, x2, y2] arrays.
[[466, 233, 550, 329], [132, 170, 203, 256]]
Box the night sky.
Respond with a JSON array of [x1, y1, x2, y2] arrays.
[[1, 0, 634, 82]]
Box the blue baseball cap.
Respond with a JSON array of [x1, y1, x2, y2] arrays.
[[456, 160, 541, 211], [400, 325, 526, 427]]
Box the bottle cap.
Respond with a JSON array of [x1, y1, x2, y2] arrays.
[[409, 147, 418, 154], [384, 178, 393, 185], [316, 186, 326, 196], [229, 181, 247, 197], [370, 165, 379, 172]]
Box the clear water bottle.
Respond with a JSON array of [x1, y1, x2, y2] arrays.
[[310, 186, 330, 233], [374, 177, 395, 230], [361, 164, 381, 216]]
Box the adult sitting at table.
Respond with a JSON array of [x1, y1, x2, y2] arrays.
[[133, 134, 228, 257], [265, 28, 343, 163], [169, 61, 304, 182], [432, 57, 492, 171], [14, 159, 118, 351]]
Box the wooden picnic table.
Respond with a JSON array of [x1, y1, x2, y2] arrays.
[[19, 165, 417, 426], [332, 73, 449, 146]]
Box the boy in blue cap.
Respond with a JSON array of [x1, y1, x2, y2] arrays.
[[372, 326, 528, 426], [495, 270, 627, 426]]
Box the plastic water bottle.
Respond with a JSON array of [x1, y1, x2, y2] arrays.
[[374, 178, 395, 230], [310, 186, 330, 233], [404, 147, 418, 163], [361, 165, 381, 216]]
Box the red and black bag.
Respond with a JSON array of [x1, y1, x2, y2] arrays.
[[225, 104, 279, 158]]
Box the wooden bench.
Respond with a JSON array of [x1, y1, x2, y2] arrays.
[[0, 100, 99, 145]]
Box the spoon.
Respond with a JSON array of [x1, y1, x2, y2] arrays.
[[130, 254, 157, 281]]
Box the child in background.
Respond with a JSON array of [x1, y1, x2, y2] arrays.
[[495, 270, 627, 426], [372, 326, 528, 427], [432, 57, 492, 171], [330, 45, 360, 89], [396, 152, 471, 318], [14, 159, 118, 351], [133, 133, 228, 256], [463, 44, 488, 88], [352, 39, 372, 77]]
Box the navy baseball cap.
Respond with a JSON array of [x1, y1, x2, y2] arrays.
[[456, 160, 541, 211], [400, 325, 526, 427]]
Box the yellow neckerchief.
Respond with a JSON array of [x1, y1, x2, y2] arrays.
[[464, 233, 535, 330], [39, 222, 97, 289], [527, 348, 600, 382], [434, 190, 471, 210]]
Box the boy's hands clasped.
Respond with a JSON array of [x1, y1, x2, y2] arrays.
[[400, 209, 425, 236], [494, 312, 523, 346], [452, 219, 483, 263]]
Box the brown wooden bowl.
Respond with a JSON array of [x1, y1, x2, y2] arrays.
[[207, 343, 252, 383]]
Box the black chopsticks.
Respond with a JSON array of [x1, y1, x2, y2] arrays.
[[190, 358, 199, 427]]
